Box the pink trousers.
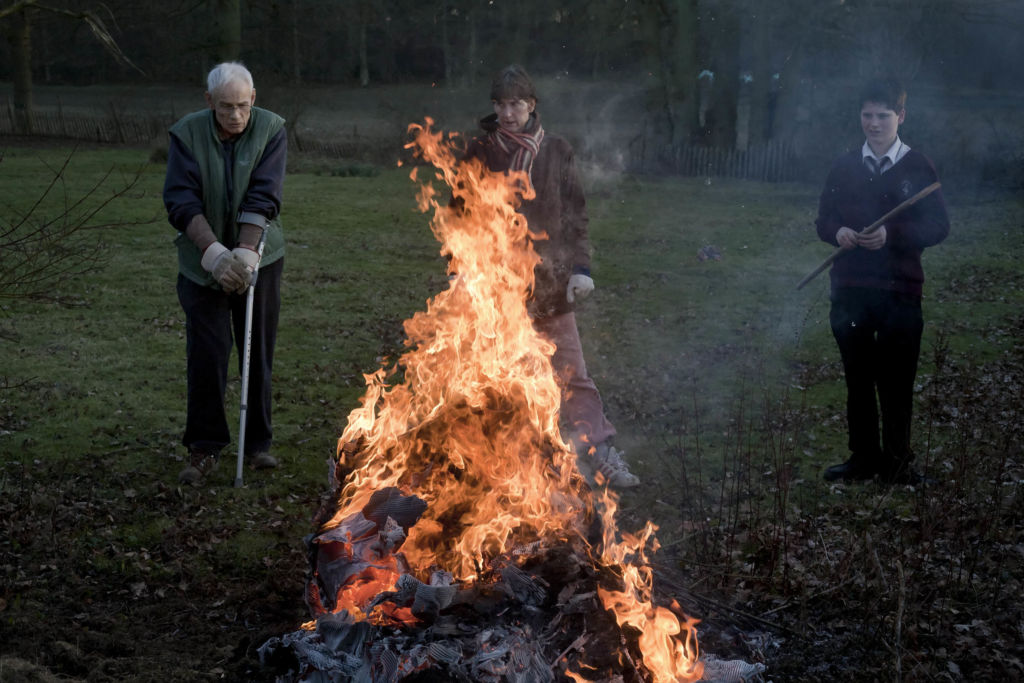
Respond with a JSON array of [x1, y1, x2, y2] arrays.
[[533, 311, 616, 449]]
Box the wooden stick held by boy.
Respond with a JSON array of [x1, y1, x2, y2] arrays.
[[797, 180, 941, 290]]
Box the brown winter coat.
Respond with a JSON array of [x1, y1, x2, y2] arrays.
[[463, 114, 591, 319]]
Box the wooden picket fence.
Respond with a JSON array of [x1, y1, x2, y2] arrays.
[[1, 100, 168, 144], [2, 99, 805, 183], [630, 136, 803, 182]]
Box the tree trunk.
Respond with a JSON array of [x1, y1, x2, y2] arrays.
[[772, 49, 803, 141], [291, 0, 301, 84], [746, 6, 773, 146], [358, 23, 369, 87], [213, 0, 241, 62], [8, 7, 33, 133], [642, 0, 700, 155], [501, 2, 529, 70], [464, 9, 477, 88], [440, 9, 452, 85], [708, 2, 740, 149]]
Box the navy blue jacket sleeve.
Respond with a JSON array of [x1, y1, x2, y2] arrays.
[[163, 134, 205, 232], [240, 128, 287, 220]]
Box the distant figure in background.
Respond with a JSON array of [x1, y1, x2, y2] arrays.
[[815, 76, 950, 485], [460, 64, 639, 488], [163, 62, 287, 484]]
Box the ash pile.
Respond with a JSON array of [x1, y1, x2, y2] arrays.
[[258, 487, 765, 683]]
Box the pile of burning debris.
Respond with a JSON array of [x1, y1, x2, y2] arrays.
[[260, 486, 763, 682], [258, 120, 766, 682]]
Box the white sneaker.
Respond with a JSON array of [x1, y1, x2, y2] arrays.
[[577, 442, 640, 489], [596, 444, 640, 488]]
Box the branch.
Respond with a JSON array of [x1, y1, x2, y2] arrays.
[[0, 151, 149, 306], [7, 1, 146, 76], [0, 0, 37, 21], [3, 147, 77, 239]]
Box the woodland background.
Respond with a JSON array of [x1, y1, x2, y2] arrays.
[[2, 0, 1024, 189]]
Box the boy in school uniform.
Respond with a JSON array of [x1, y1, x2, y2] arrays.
[[814, 76, 950, 485]]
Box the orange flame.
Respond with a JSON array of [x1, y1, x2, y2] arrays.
[[595, 490, 704, 682], [326, 118, 587, 582], [319, 118, 702, 680]]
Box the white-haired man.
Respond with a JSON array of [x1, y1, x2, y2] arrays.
[[163, 62, 287, 484]]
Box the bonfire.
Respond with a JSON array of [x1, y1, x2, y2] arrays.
[[259, 120, 758, 682]]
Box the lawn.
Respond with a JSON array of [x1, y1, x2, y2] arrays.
[[1, 140, 1022, 681]]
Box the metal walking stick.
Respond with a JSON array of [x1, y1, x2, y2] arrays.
[[235, 231, 268, 488]]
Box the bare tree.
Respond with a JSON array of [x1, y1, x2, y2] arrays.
[[637, 0, 701, 157], [211, 0, 240, 62], [705, 0, 741, 148], [348, 0, 384, 86], [431, 1, 481, 89], [2, 3, 33, 131], [0, 149, 144, 311], [0, 0, 142, 132]]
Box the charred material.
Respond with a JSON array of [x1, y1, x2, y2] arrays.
[[263, 487, 666, 682]]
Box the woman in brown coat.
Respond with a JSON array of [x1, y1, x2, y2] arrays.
[[461, 65, 638, 488]]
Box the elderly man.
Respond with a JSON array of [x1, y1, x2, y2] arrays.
[[163, 62, 287, 484]]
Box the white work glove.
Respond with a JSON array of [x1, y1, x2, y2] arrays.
[[232, 246, 260, 288], [201, 242, 248, 293], [566, 274, 594, 303]]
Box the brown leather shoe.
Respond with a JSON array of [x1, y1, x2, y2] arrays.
[[251, 452, 278, 470], [178, 449, 217, 485]]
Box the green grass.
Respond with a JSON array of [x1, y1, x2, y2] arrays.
[[2, 143, 1021, 529], [1, 143, 1022, 680]]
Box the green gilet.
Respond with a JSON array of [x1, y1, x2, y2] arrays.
[[171, 107, 286, 287]]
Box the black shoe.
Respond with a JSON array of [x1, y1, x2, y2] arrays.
[[823, 458, 877, 482], [881, 464, 937, 486]]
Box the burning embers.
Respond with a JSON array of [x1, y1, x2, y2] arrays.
[[264, 485, 692, 681], [259, 120, 705, 681]]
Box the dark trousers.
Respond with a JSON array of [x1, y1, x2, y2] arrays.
[[830, 287, 923, 470], [177, 258, 283, 456]]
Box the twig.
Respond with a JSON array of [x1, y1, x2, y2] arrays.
[[0, 0, 37, 21], [818, 528, 832, 564], [796, 181, 941, 290], [550, 633, 589, 671], [759, 579, 853, 617], [894, 561, 905, 683], [84, 443, 152, 457], [866, 531, 889, 592], [620, 634, 642, 679], [652, 566, 802, 636]]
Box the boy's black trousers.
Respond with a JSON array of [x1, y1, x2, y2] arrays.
[[829, 286, 923, 471]]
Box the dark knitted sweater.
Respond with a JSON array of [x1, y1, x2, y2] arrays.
[[815, 148, 950, 297]]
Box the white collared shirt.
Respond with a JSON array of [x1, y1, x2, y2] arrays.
[[863, 137, 910, 174]]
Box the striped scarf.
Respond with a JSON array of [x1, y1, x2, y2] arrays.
[[491, 115, 544, 189]]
